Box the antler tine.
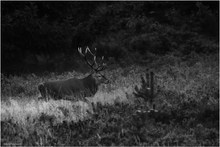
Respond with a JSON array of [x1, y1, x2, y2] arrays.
[[78, 47, 84, 56], [78, 47, 95, 69], [86, 46, 96, 56], [78, 46, 107, 72], [96, 56, 106, 72], [86, 46, 98, 68]]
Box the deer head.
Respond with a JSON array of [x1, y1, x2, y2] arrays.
[[78, 46, 110, 85]]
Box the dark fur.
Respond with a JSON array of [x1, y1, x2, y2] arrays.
[[38, 74, 99, 101]]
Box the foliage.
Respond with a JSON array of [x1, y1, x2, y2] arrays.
[[134, 71, 155, 100], [1, 1, 219, 145], [2, 1, 219, 74], [1, 51, 219, 146], [1, 100, 219, 146]]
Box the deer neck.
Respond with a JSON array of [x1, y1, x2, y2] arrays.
[[82, 74, 98, 95], [83, 74, 97, 86]]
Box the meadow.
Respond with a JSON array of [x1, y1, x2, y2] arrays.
[[1, 52, 219, 146]]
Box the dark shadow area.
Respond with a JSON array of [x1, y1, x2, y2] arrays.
[[1, 1, 219, 75]]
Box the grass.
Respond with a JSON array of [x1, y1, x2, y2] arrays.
[[1, 52, 219, 146]]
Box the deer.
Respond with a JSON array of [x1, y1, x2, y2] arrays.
[[38, 46, 109, 101]]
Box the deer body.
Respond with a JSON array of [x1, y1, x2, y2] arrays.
[[38, 74, 99, 101], [38, 46, 109, 101]]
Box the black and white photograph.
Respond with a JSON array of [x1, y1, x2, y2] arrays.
[[1, 1, 219, 146]]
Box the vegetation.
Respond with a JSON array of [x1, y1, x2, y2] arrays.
[[1, 1, 219, 146], [1, 53, 219, 146], [2, 1, 218, 74]]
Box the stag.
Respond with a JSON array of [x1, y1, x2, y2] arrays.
[[38, 47, 109, 101]]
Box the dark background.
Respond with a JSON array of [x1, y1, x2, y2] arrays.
[[1, 1, 219, 75]]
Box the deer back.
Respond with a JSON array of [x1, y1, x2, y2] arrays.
[[38, 75, 99, 101]]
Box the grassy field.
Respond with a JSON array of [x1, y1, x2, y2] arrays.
[[1, 53, 219, 146]]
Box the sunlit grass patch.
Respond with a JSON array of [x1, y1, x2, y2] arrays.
[[1, 97, 93, 126]]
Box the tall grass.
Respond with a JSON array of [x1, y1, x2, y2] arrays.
[[1, 52, 219, 146]]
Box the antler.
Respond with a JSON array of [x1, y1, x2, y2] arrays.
[[78, 46, 106, 72]]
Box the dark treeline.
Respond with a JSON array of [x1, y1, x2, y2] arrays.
[[1, 1, 219, 75]]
